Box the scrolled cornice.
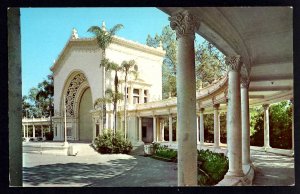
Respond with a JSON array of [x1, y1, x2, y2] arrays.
[[169, 11, 200, 39]]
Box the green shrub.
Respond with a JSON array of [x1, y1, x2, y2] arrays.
[[154, 144, 177, 161], [197, 149, 229, 185], [94, 129, 133, 154], [151, 144, 228, 186]]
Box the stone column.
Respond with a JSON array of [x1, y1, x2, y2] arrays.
[[290, 98, 294, 150], [213, 104, 220, 148], [224, 55, 244, 178], [153, 116, 157, 142], [161, 119, 165, 141], [241, 70, 251, 165], [33, 125, 36, 138], [169, 114, 173, 143], [138, 117, 142, 142], [26, 124, 29, 138], [170, 11, 199, 186], [41, 125, 44, 138], [197, 115, 200, 144], [200, 108, 205, 145], [23, 125, 25, 138], [263, 104, 271, 148]]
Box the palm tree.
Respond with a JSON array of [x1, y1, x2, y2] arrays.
[[96, 58, 123, 134], [121, 60, 138, 139], [87, 21, 123, 130]]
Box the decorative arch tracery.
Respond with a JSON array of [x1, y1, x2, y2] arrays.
[[65, 73, 87, 116]]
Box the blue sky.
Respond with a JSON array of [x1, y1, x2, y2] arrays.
[[21, 8, 204, 96]]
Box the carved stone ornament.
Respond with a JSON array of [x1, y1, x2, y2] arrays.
[[262, 104, 269, 110], [169, 11, 200, 39], [240, 64, 250, 88], [240, 75, 250, 88], [65, 73, 87, 117], [225, 55, 242, 72], [213, 104, 220, 109]]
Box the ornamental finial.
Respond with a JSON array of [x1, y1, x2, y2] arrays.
[[102, 21, 106, 31], [71, 28, 79, 39]]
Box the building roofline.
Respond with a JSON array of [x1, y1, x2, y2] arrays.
[[50, 35, 166, 73]]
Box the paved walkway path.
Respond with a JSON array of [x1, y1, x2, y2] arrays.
[[22, 145, 294, 187], [251, 150, 294, 186]]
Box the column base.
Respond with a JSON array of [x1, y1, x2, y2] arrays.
[[63, 141, 69, 147], [217, 175, 248, 186], [263, 146, 271, 151]]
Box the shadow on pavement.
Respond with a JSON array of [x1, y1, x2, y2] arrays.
[[23, 158, 137, 186]]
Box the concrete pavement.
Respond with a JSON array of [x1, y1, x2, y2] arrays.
[[22, 144, 294, 187]]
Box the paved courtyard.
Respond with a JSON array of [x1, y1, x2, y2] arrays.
[[23, 148, 294, 187], [23, 152, 177, 187]]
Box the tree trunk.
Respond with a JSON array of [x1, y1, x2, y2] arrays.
[[102, 50, 106, 131]]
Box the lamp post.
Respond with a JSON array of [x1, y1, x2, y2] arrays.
[[63, 95, 68, 146]]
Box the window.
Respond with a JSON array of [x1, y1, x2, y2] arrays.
[[133, 88, 139, 104], [144, 90, 148, 103]]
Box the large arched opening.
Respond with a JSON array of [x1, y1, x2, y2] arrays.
[[78, 87, 93, 141]]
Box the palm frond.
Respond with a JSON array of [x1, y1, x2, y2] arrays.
[[109, 24, 124, 35]]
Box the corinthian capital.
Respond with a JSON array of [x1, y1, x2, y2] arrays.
[[225, 55, 242, 72], [169, 11, 200, 39], [262, 104, 269, 111], [240, 64, 250, 88]]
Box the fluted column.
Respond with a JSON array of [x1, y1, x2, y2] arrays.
[[200, 108, 205, 145], [213, 104, 220, 148], [26, 124, 29, 138], [41, 125, 44, 138], [170, 10, 199, 186], [138, 117, 142, 142], [197, 115, 200, 144], [169, 114, 173, 143], [263, 104, 271, 148], [224, 55, 244, 178], [290, 98, 294, 150], [241, 70, 251, 165], [160, 119, 165, 141], [33, 125, 36, 138], [153, 116, 157, 142]]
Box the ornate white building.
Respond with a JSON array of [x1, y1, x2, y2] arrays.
[[51, 25, 165, 143]]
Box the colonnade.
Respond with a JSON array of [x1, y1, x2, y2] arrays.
[[22, 122, 50, 139], [167, 10, 290, 185]]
